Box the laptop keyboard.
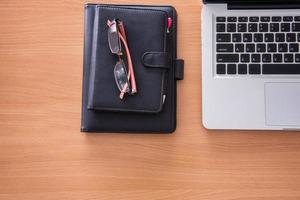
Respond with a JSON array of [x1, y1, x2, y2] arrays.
[[215, 16, 300, 75]]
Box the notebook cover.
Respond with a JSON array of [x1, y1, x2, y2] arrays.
[[88, 5, 168, 113], [81, 4, 178, 133]]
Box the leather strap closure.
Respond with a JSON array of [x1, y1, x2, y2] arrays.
[[174, 59, 184, 80], [142, 52, 170, 69]]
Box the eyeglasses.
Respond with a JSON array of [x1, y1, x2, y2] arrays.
[[107, 19, 137, 99]]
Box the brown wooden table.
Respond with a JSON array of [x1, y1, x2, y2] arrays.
[[1, 0, 300, 199]]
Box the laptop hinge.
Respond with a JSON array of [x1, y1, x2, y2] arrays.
[[228, 2, 300, 10]]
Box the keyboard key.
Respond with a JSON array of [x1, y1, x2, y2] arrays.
[[216, 17, 226, 22], [249, 64, 261, 74], [217, 44, 234, 52], [278, 43, 288, 52], [259, 23, 269, 32], [241, 54, 250, 63], [283, 16, 293, 21], [243, 34, 252, 42], [295, 54, 300, 62], [250, 17, 259, 22], [227, 23, 236, 32], [267, 43, 277, 52], [232, 33, 242, 42], [272, 16, 282, 22], [284, 54, 294, 62], [216, 64, 226, 74], [263, 64, 300, 74], [216, 23, 226, 32], [217, 34, 231, 42], [238, 64, 248, 74], [217, 54, 239, 63], [286, 33, 296, 42], [238, 17, 248, 22], [248, 23, 258, 32], [246, 44, 255, 53], [246, 44, 255, 52], [238, 23, 247, 32], [273, 54, 283, 63], [251, 54, 261, 63], [262, 54, 272, 63], [254, 33, 263, 42], [227, 64, 237, 74], [228, 17, 237, 22], [295, 16, 300, 21], [289, 43, 299, 52], [261, 16, 270, 22], [270, 23, 279, 32], [235, 43, 244, 52], [265, 33, 274, 42], [281, 23, 290, 32], [257, 44, 266, 52], [292, 23, 300, 31], [276, 33, 285, 42], [298, 33, 300, 42]]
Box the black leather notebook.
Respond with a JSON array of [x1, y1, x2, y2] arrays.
[[81, 4, 184, 133]]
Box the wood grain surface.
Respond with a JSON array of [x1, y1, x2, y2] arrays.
[[1, 0, 300, 199]]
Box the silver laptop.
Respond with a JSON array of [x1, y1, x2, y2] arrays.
[[202, 0, 300, 130]]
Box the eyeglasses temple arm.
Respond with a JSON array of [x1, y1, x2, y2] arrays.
[[118, 32, 137, 94]]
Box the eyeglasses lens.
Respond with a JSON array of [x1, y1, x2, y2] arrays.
[[108, 21, 121, 54], [114, 61, 130, 93]]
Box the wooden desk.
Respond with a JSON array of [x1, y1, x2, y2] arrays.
[[1, 1, 300, 199]]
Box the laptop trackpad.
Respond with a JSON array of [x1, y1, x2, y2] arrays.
[[265, 83, 300, 126]]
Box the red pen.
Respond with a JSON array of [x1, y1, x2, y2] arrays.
[[167, 17, 172, 33]]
